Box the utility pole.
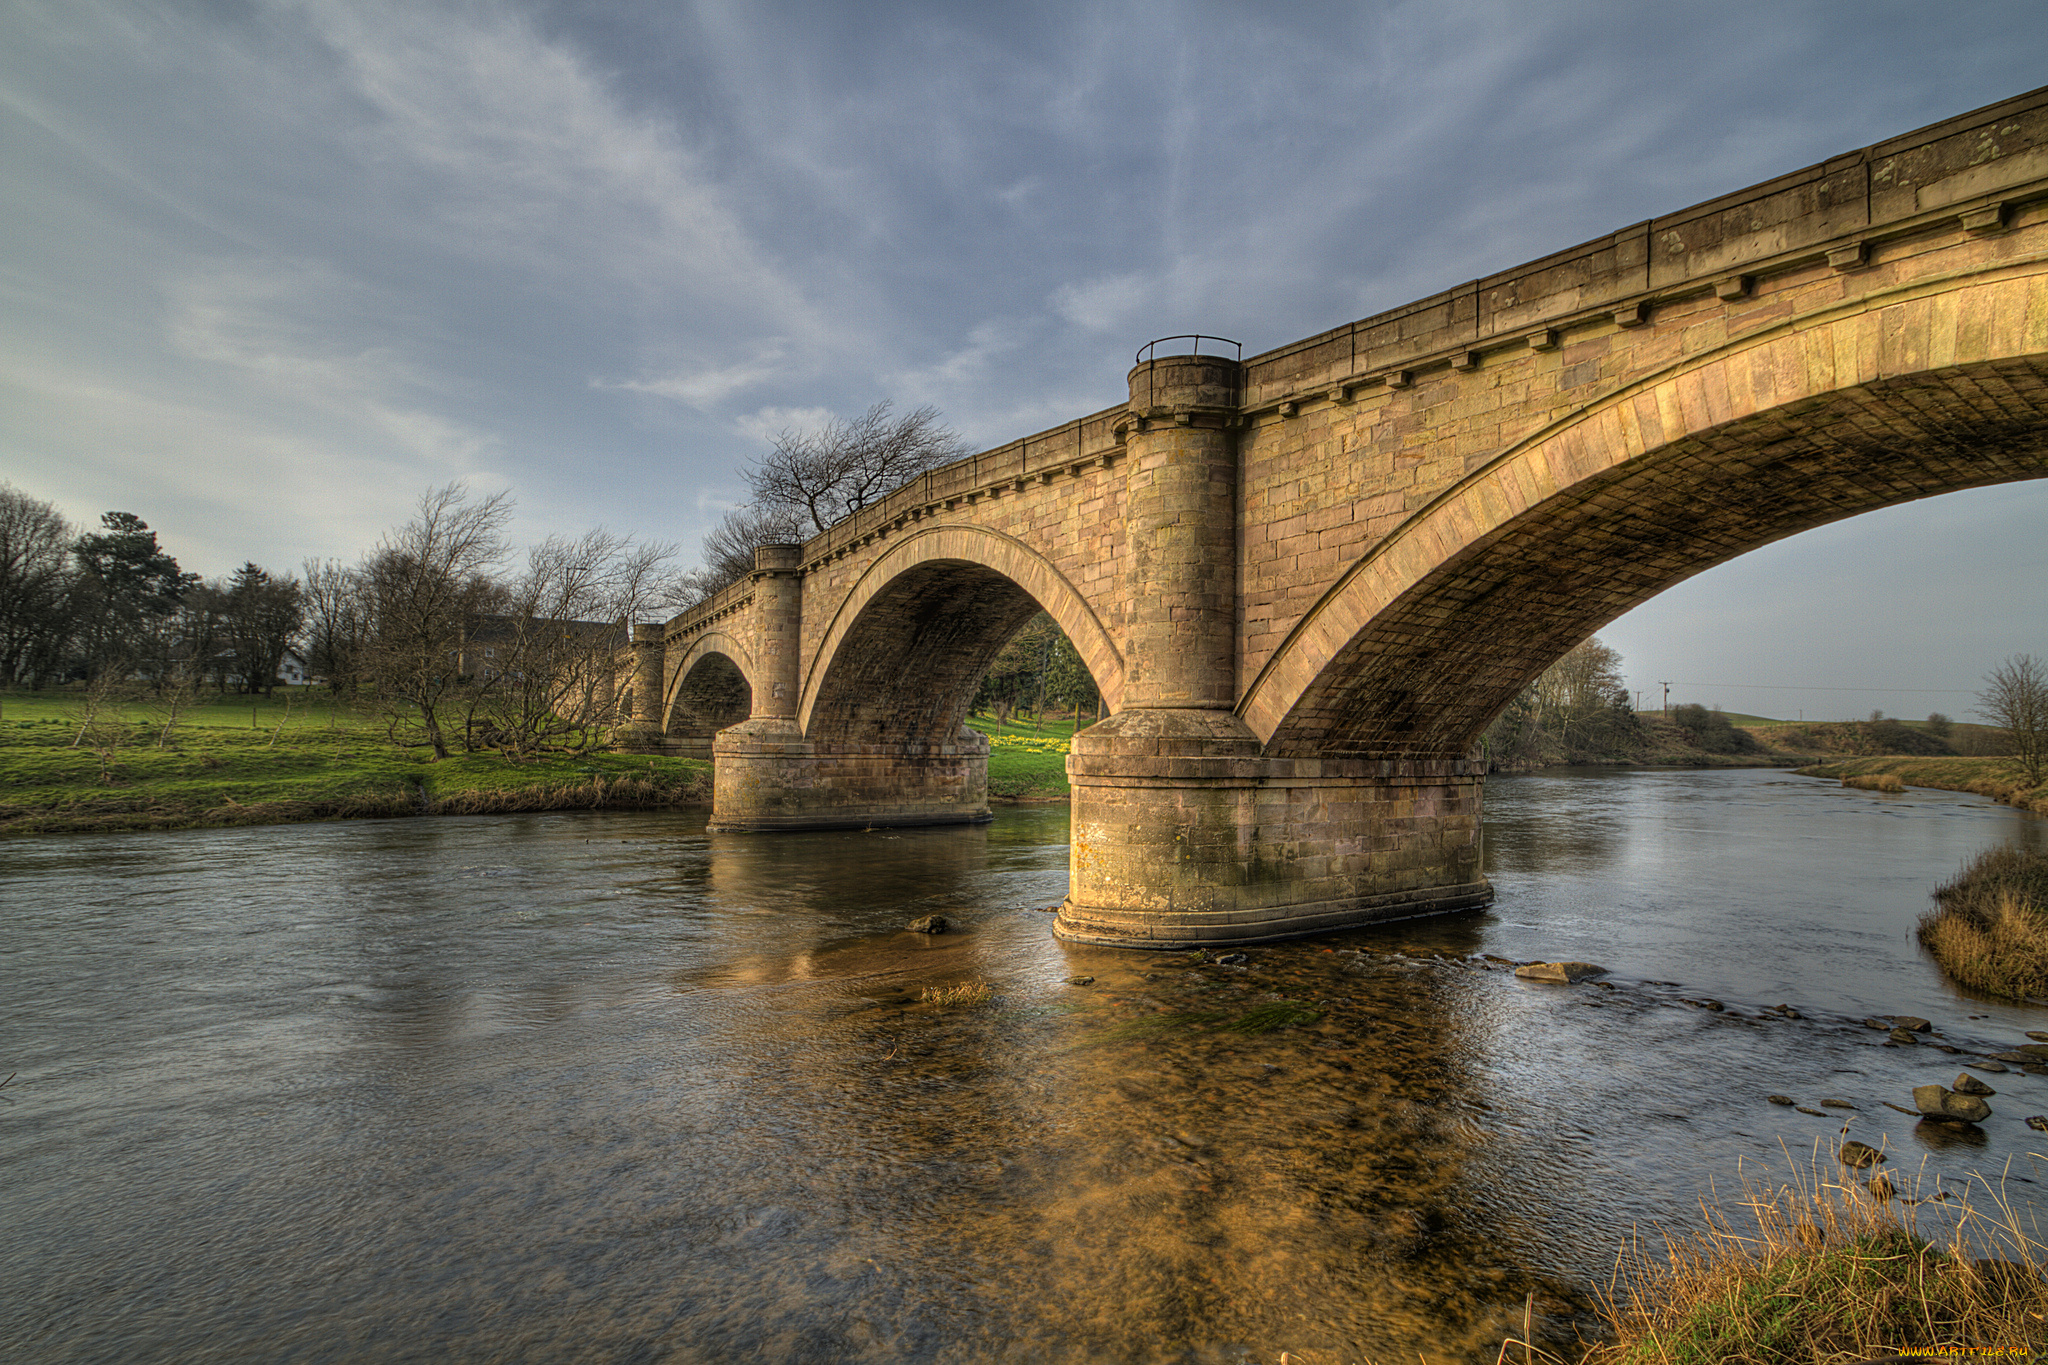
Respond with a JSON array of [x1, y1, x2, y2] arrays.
[[1659, 680, 1671, 714]]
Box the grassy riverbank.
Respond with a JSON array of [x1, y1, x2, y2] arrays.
[[1582, 1160, 2048, 1364], [0, 690, 710, 835], [1793, 755, 2048, 815], [966, 712, 1081, 800]]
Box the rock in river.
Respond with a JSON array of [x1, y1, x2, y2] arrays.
[[1913, 1083, 1993, 1123], [1953, 1073, 1997, 1097], [1890, 1016, 1933, 1032], [1838, 1141, 1883, 1168], [906, 915, 949, 934], [1889, 1028, 1921, 1045], [1513, 961, 1607, 984]]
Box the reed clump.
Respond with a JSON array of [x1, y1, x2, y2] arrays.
[[920, 981, 994, 1007], [1575, 1156, 2048, 1365], [1917, 846, 2048, 1000], [1842, 772, 1906, 794]]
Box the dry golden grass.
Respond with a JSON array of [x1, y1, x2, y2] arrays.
[[1843, 773, 1906, 793], [1797, 757, 2048, 815], [1918, 847, 2048, 1000], [919, 980, 994, 1007], [1558, 1153, 2048, 1365]]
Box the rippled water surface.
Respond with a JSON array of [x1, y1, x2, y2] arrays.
[[3, 770, 2045, 1363]]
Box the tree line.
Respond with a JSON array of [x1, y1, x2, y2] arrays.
[[2, 481, 687, 761], [0, 488, 298, 696]]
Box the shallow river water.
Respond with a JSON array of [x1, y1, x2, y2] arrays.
[[4, 768, 2046, 1364]]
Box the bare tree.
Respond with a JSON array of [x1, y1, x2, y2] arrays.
[[1483, 637, 1642, 769], [1977, 653, 2047, 786], [749, 402, 972, 535], [143, 656, 200, 748], [359, 485, 513, 760], [676, 402, 970, 603], [466, 529, 682, 757], [300, 558, 368, 692], [695, 504, 805, 590], [0, 483, 74, 686]]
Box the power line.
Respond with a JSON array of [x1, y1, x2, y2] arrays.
[[1664, 681, 1977, 694]]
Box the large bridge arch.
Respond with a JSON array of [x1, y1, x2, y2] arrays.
[[1247, 266, 2048, 760], [797, 524, 1123, 742]]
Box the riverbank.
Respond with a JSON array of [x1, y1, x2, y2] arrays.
[[1794, 755, 2048, 815], [0, 698, 710, 834]]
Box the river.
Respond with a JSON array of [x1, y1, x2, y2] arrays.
[[3, 768, 2044, 1363]]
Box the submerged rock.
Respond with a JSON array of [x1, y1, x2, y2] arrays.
[[1513, 961, 1608, 984], [1953, 1073, 1997, 1097], [1767, 1094, 1796, 1106], [1889, 1028, 1922, 1044], [1796, 1106, 1825, 1116], [1974, 1060, 2013, 1072], [1820, 1098, 1856, 1109], [1913, 1083, 1992, 1123], [1838, 1141, 1883, 1168], [906, 915, 949, 934], [2028, 1116, 2048, 1132], [1891, 1016, 1933, 1032], [1066, 976, 1094, 986]]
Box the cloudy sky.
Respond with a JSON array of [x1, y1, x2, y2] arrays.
[[4, 0, 2044, 721]]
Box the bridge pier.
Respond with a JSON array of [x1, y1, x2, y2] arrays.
[[1058, 730, 1491, 945], [1052, 350, 1490, 945]]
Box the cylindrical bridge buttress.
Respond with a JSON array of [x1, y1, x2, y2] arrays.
[[629, 623, 664, 727], [751, 543, 803, 720], [1118, 353, 1242, 710]]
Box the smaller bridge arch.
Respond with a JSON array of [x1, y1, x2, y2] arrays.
[[664, 629, 756, 750]]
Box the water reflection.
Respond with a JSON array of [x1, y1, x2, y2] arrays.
[[1, 772, 2044, 1363]]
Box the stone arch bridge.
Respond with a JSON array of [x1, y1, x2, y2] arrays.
[[622, 87, 2048, 947]]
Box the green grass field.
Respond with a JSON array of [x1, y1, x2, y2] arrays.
[[965, 711, 1087, 799], [0, 687, 711, 834]]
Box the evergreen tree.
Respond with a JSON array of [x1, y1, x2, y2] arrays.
[[67, 512, 195, 681]]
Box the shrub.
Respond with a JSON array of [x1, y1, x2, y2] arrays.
[[1916, 846, 2048, 999], [1671, 703, 1752, 754]]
